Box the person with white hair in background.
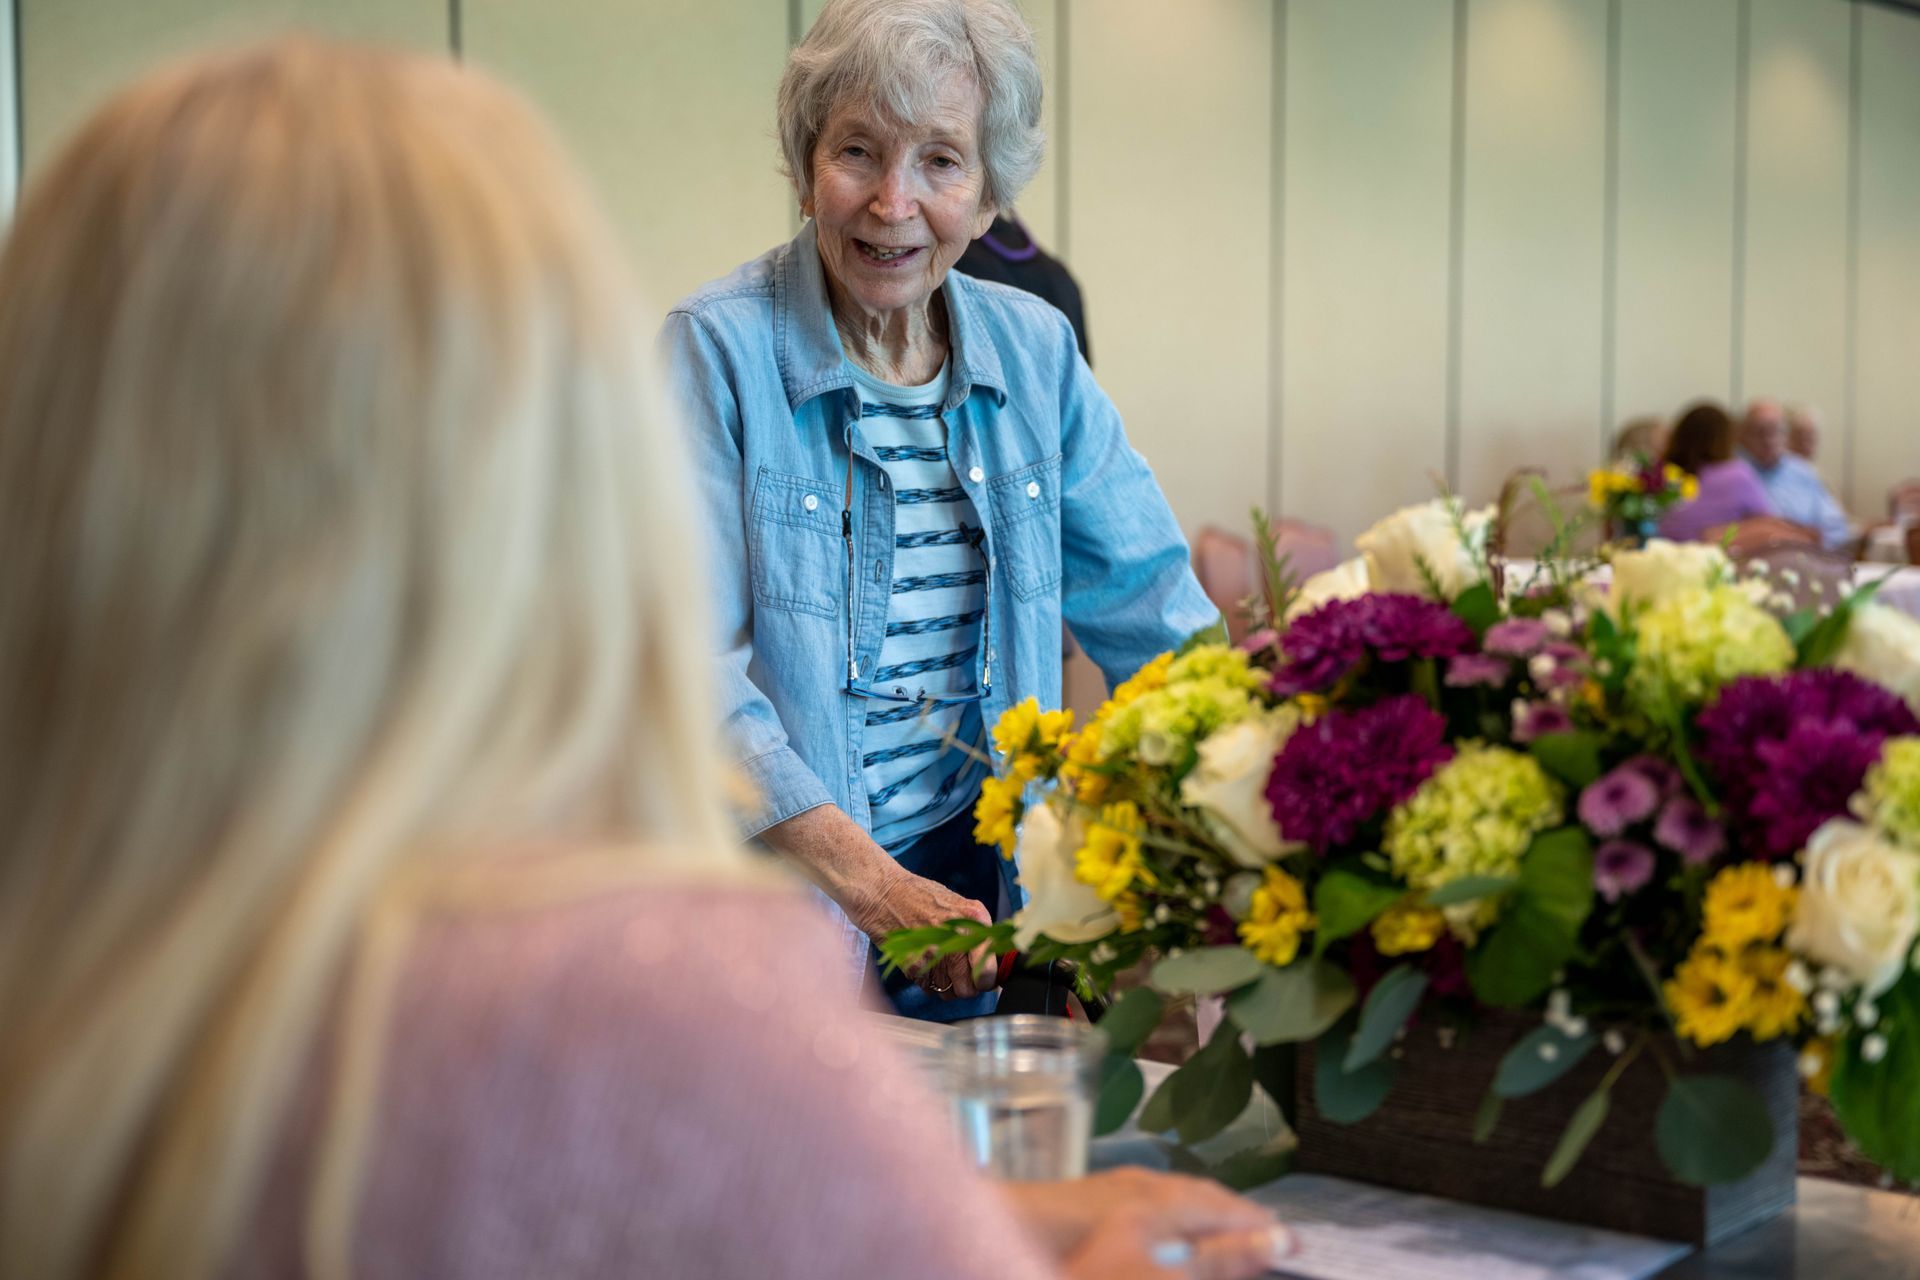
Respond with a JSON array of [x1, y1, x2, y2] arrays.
[[0, 38, 1288, 1280], [662, 0, 1218, 1021], [1739, 397, 1854, 551]]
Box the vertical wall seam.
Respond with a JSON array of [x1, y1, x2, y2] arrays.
[[1600, 0, 1621, 457], [1445, 0, 1468, 493], [1843, 0, 1862, 512], [1056, 0, 1070, 259], [1731, 0, 1750, 405], [1269, 0, 1286, 520], [4, 0, 19, 212], [788, 0, 803, 47], [448, 0, 462, 61]]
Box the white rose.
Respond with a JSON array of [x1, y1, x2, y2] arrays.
[[1788, 819, 1920, 998], [1011, 800, 1118, 949], [1832, 603, 1920, 716], [1607, 540, 1730, 617], [1354, 499, 1493, 601], [1180, 710, 1303, 868], [1285, 556, 1371, 621]]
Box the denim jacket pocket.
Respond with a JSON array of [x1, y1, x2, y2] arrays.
[[750, 467, 842, 619], [986, 454, 1064, 602]]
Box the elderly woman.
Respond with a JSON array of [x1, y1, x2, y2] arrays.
[[663, 0, 1216, 1016]]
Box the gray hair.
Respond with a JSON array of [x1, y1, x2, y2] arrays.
[[778, 0, 1044, 213]]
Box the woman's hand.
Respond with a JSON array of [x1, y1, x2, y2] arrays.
[[849, 863, 998, 999], [759, 804, 997, 999], [1005, 1168, 1296, 1280]]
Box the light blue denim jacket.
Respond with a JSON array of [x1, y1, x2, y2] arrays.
[[661, 223, 1215, 907]]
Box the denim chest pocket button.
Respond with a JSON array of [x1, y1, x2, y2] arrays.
[[986, 455, 1063, 602], [750, 467, 842, 620]]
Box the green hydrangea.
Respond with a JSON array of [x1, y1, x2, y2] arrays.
[[1627, 583, 1794, 710], [1384, 744, 1564, 929], [1861, 736, 1920, 853], [1100, 676, 1260, 767], [1165, 643, 1267, 691]]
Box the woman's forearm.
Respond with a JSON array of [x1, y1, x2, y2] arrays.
[[759, 803, 906, 933]]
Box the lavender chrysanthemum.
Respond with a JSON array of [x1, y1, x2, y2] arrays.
[[1620, 755, 1683, 801], [1696, 670, 1920, 860], [1653, 795, 1725, 864], [1273, 595, 1475, 696], [1594, 839, 1656, 902], [1266, 694, 1453, 853], [1512, 700, 1573, 744], [1577, 763, 1663, 837], [1484, 618, 1551, 658], [1446, 653, 1511, 688]]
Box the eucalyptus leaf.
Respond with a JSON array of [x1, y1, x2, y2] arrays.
[[1210, 1137, 1296, 1191], [1313, 870, 1407, 951], [1530, 731, 1603, 789], [1313, 1018, 1396, 1124], [1345, 965, 1429, 1072], [1829, 969, 1920, 1179], [1098, 986, 1166, 1057], [1467, 903, 1575, 1007], [1137, 1068, 1179, 1135], [1451, 582, 1501, 635], [1473, 1091, 1503, 1145], [1228, 959, 1357, 1045], [1423, 874, 1519, 908], [1094, 1056, 1146, 1136], [1655, 1074, 1775, 1187], [1493, 1024, 1596, 1098], [1520, 827, 1596, 933], [1542, 1087, 1611, 1188], [1173, 1022, 1257, 1145], [1152, 946, 1267, 996]]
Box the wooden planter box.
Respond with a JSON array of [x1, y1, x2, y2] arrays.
[[1293, 1011, 1799, 1246]]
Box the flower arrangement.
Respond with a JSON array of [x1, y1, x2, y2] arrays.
[[882, 502, 1920, 1197], [1588, 454, 1698, 542]]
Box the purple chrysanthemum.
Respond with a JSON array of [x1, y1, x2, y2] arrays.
[[1484, 618, 1551, 658], [1578, 763, 1663, 837], [1273, 595, 1475, 696], [1594, 839, 1656, 902], [1696, 670, 1920, 860], [1266, 694, 1453, 853], [1620, 755, 1683, 800], [1512, 700, 1573, 743], [1528, 641, 1589, 691], [1446, 653, 1511, 688], [1654, 795, 1725, 864]]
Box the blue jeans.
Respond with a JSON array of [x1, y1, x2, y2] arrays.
[[876, 806, 1018, 1023]]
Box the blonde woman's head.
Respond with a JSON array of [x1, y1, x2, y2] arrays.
[[0, 38, 728, 1277]]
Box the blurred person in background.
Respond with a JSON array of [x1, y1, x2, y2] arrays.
[[0, 39, 1286, 1280], [1787, 404, 1822, 462], [1739, 398, 1853, 551], [662, 0, 1217, 1022], [1658, 401, 1782, 544], [1610, 414, 1666, 464]]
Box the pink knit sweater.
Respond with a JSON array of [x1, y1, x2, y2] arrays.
[[225, 879, 1057, 1279]]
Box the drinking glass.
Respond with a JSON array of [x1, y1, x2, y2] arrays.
[[939, 1015, 1106, 1180]]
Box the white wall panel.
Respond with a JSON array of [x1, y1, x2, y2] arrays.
[[1066, 0, 1272, 539], [1279, 0, 1453, 546], [1612, 0, 1738, 431], [466, 0, 792, 313], [1456, 0, 1608, 506], [1852, 4, 1920, 515], [19, 0, 443, 175], [2, 0, 18, 220], [1741, 0, 1850, 493]]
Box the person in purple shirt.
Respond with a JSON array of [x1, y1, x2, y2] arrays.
[[1658, 401, 1776, 543]]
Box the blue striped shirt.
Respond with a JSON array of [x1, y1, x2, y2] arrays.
[[849, 361, 987, 853]]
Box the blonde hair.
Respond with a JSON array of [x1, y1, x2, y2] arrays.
[[0, 38, 734, 1278]]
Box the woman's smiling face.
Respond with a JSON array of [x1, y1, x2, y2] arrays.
[[803, 71, 995, 323]]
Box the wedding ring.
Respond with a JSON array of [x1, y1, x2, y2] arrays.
[[929, 977, 954, 994]]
